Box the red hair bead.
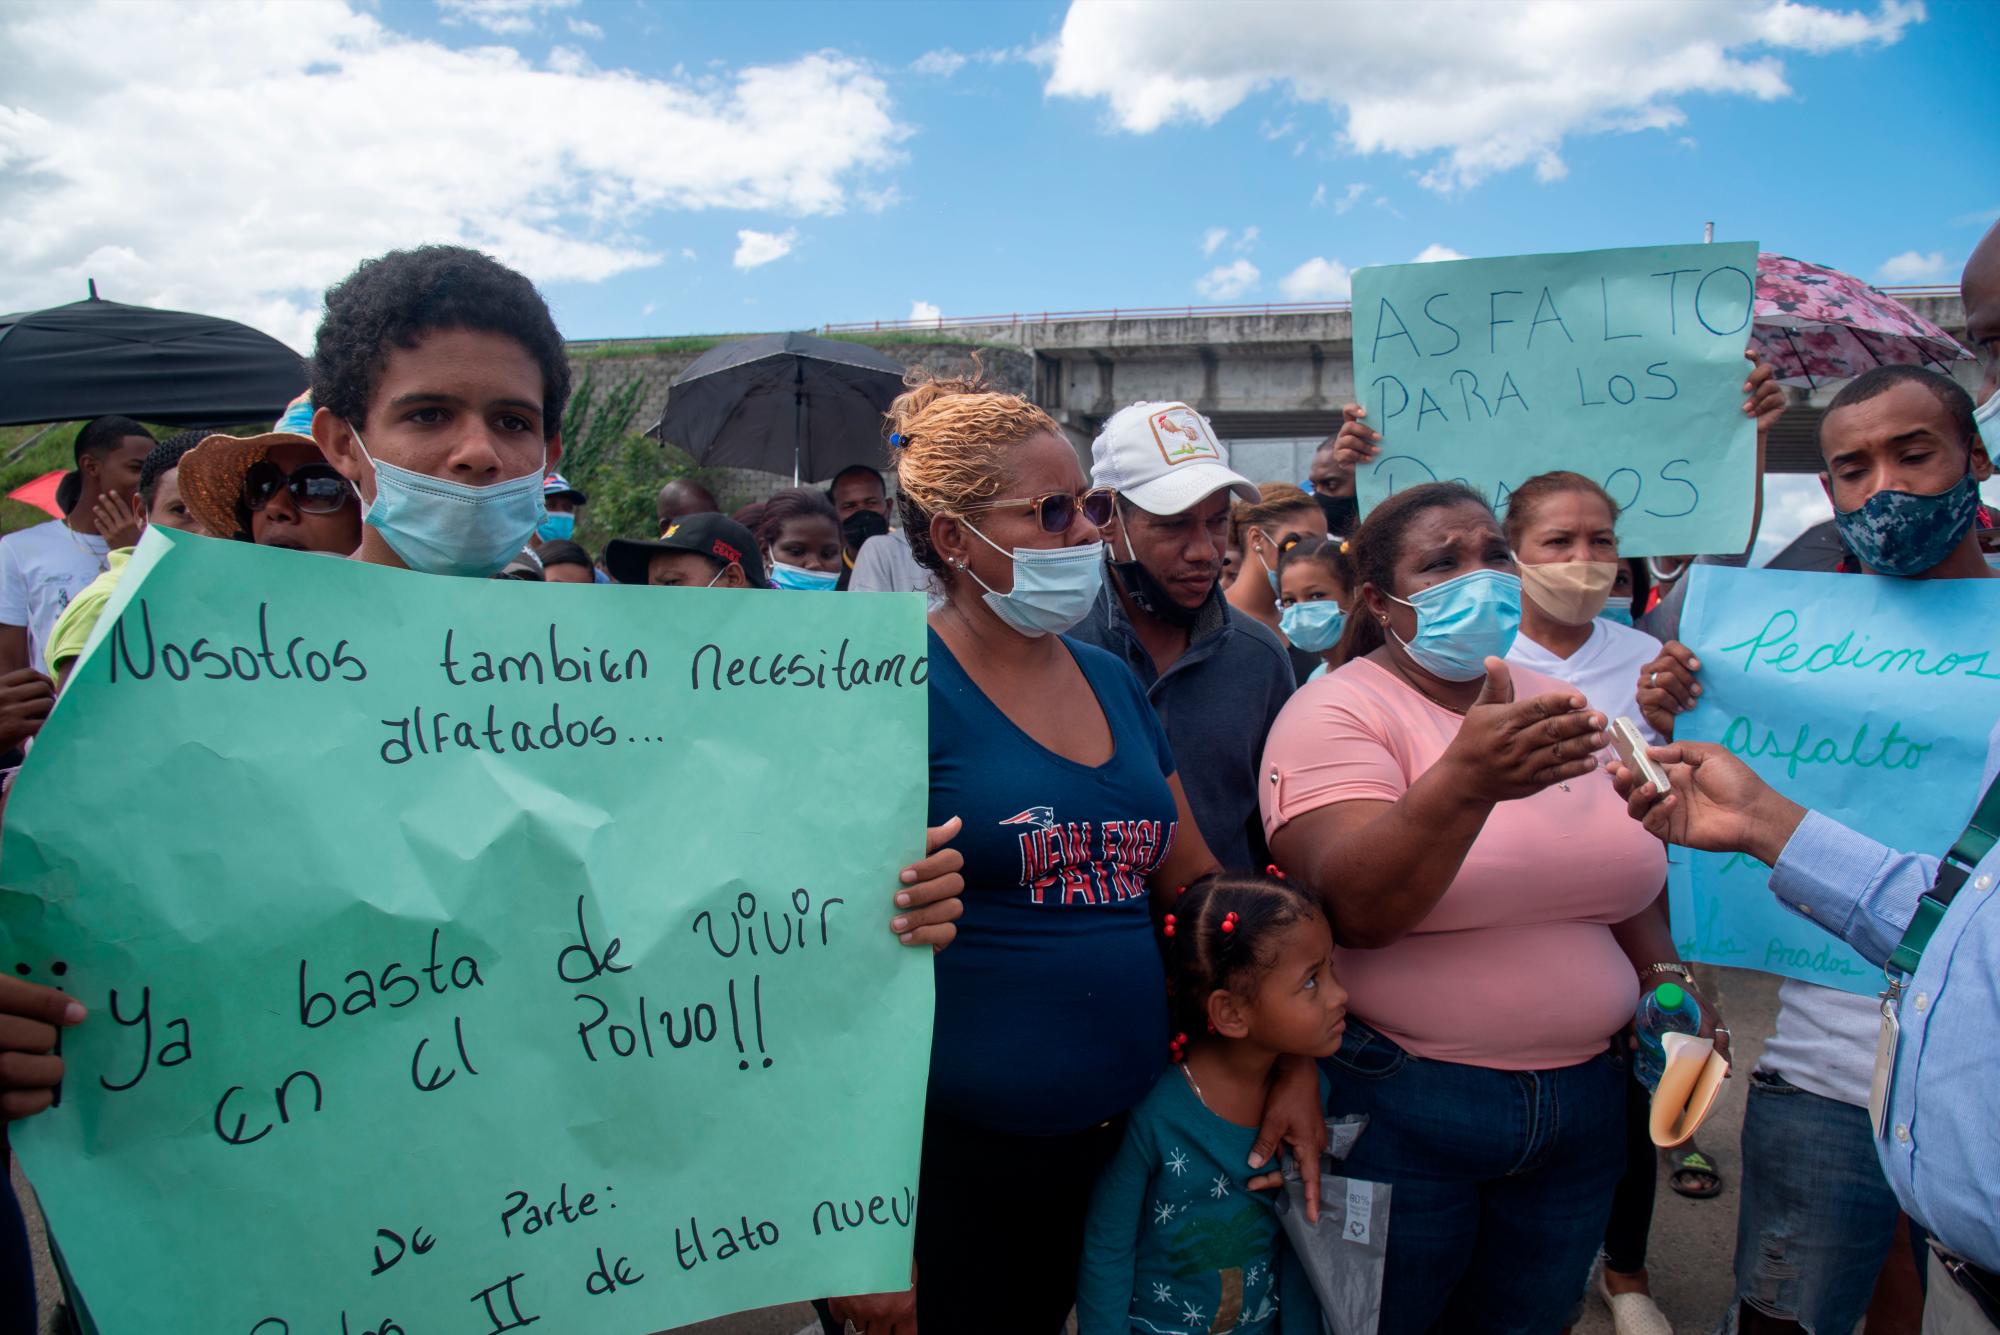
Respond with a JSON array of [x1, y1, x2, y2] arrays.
[[1265, 864, 1287, 880], [1163, 914, 1178, 938], [1220, 912, 1239, 933]]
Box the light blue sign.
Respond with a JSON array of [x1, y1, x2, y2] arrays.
[[1351, 242, 1759, 557], [1669, 565, 2000, 992]]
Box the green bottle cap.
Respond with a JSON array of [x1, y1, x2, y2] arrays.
[[1655, 982, 1685, 1010]]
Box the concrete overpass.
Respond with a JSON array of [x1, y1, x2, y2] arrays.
[[824, 288, 1970, 484]]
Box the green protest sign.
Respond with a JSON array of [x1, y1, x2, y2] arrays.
[[0, 528, 933, 1334], [1351, 242, 1760, 556]]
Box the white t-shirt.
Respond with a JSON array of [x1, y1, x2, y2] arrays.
[[0, 520, 111, 674], [1507, 617, 1665, 745], [849, 531, 940, 604], [1759, 982, 1879, 1107]]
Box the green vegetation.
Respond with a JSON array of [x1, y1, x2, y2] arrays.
[[558, 372, 716, 553]]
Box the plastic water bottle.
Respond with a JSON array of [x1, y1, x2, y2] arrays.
[[1633, 982, 1702, 1092]]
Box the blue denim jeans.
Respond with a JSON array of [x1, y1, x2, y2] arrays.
[[1321, 1019, 1626, 1335], [1719, 1071, 1901, 1335]]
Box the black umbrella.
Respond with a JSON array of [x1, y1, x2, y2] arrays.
[[1765, 518, 1851, 572], [651, 331, 907, 483], [0, 283, 308, 428]]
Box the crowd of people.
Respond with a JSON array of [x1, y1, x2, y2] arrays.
[[0, 226, 1995, 1335]]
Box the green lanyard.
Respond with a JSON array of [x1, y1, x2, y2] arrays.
[[1885, 772, 2000, 980]]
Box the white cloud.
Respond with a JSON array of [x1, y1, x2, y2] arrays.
[[1310, 183, 1327, 207], [437, 0, 576, 36], [1876, 249, 1948, 282], [1046, 0, 1922, 192], [1201, 226, 1229, 257], [0, 3, 906, 349], [1412, 243, 1466, 263], [733, 228, 798, 269], [1196, 258, 1260, 300], [912, 48, 968, 77], [1750, 474, 1836, 565], [908, 299, 943, 322], [1335, 182, 1369, 214], [1235, 226, 1260, 253], [566, 16, 603, 39], [642, 302, 656, 316], [1278, 257, 1352, 301]]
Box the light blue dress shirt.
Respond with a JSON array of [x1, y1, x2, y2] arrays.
[[1767, 721, 2000, 1272]]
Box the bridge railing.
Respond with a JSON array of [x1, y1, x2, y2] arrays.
[[820, 285, 1961, 335], [822, 299, 1355, 333]]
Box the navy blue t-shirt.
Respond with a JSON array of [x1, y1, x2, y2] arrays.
[[927, 627, 1179, 1135]]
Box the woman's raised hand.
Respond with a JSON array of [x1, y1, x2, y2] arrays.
[[1443, 659, 1607, 802]]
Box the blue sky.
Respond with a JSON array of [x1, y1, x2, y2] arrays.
[[436, 0, 1996, 340], [2, 0, 1994, 347]]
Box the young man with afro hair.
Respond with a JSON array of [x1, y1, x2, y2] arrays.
[[308, 245, 573, 578]]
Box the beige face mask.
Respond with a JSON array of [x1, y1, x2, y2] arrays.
[[1518, 559, 1618, 626]]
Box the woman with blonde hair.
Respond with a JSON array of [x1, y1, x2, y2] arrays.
[[1225, 482, 1330, 683], [820, 374, 1325, 1333]]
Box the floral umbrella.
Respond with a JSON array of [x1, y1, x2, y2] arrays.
[[1753, 252, 1969, 389]]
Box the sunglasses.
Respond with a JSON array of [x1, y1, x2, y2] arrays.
[[958, 487, 1117, 534], [243, 461, 353, 515]]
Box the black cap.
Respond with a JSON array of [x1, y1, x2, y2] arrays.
[[605, 512, 765, 588]]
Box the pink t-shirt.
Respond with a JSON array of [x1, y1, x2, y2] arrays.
[[1260, 656, 1665, 1071]]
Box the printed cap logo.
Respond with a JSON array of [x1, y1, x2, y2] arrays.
[[1149, 405, 1221, 466]]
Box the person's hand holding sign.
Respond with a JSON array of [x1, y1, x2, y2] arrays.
[[894, 817, 965, 949], [0, 975, 85, 1121], [1637, 642, 1702, 739], [1329, 402, 1382, 477]]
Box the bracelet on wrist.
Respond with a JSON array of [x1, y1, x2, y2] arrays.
[[1640, 962, 1693, 987]]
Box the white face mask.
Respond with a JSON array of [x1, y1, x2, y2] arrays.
[[350, 426, 546, 578], [959, 522, 1105, 637], [1975, 384, 1999, 454]]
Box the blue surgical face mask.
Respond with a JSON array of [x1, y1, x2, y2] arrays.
[[1833, 469, 1981, 577], [1599, 603, 1636, 627], [1975, 387, 1998, 453], [350, 427, 547, 578], [537, 510, 575, 543], [1280, 599, 1346, 652], [1387, 568, 1521, 681], [769, 560, 839, 591], [961, 522, 1105, 637]]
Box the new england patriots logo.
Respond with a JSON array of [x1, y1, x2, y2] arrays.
[[998, 807, 1057, 832]]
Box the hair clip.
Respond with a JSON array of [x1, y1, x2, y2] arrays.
[[1264, 864, 1287, 880], [1220, 911, 1239, 933], [1339, 540, 1351, 555], [1162, 913, 1178, 938], [889, 432, 907, 448]]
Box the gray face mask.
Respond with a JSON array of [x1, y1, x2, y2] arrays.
[[351, 427, 546, 578]]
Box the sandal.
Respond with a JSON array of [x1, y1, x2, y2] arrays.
[[1668, 1144, 1724, 1199]]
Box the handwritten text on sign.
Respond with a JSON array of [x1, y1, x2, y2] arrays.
[[0, 529, 933, 1334], [1668, 566, 2000, 992], [1351, 242, 1760, 557]]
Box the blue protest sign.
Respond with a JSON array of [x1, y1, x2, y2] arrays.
[[1350, 242, 1759, 557], [1669, 565, 2000, 992]]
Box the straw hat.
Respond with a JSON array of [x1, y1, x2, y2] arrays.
[[177, 391, 330, 539]]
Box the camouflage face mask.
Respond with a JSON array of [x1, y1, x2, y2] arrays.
[[1832, 469, 1980, 576]]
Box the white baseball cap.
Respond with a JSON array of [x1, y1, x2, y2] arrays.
[[1090, 401, 1259, 516]]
